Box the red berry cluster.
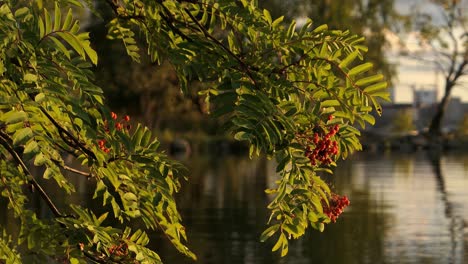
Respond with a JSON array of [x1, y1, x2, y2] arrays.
[[110, 112, 131, 131], [97, 112, 131, 153], [322, 194, 350, 223], [305, 123, 340, 166], [97, 138, 110, 153], [108, 242, 129, 258]]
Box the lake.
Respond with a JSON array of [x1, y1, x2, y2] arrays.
[[1, 151, 468, 263], [158, 151, 468, 264]]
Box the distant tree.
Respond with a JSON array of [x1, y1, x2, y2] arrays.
[[407, 0, 467, 138], [0, 0, 388, 262]]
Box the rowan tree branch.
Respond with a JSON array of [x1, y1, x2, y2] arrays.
[[0, 131, 63, 218]]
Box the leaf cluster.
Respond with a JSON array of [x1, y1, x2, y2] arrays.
[[0, 0, 389, 262]]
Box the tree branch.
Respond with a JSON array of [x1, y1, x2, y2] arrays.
[[0, 131, 64, 218], [37, 105, 97, 161], [183, 8, 259, 88]]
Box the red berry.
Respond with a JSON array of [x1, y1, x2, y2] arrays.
[[123, 115, 130, 122], [111, 112, 117, 120], [98, 139, 106, 147], [328, 115, 334, 121]]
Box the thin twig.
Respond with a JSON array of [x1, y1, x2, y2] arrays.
[[37, 105, 97, 161], [183, 8, 259, 88], [0, 131, 63, 218]]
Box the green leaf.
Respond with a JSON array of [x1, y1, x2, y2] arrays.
[[14, 7, 29, 18], [44, 8, 52, 34], [321, 100, 340, 107], [362, 113, 375, 125], [355, 74, 384, 86], [34, 153, 46, 166], [80, 36, 98, 65], [287, 20, 296, 39], [62, 8, 73, 30], [234, 131, 250, 141], [313, 24, 328, 33], [1, 111, 28, 124], [56, 32, 84, 58], [12, 127, 33, 146], [23, 140, 39, 155], [272, 233, 285, 252], [49, 36, 70, 59], [364, 82, 388, 94], [263, 9, 272, 25], [348, 62, 373, 76], [260, 224, 280, 242], [280, 236, 289, 257], [132, 124, 144, 147], [123, 192, 138, 203], [53, 2, 61, 31], [272, 16, 284, 28], [38, 16, 45, 37], [338, 50, 359, 68]]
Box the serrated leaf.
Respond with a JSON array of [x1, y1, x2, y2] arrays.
[[234, 131, 250, 141], [355, 74, 384, 86], [62, 8, 73, 30], [123, 192, 138, 203], [56, 32, 84, 58], [362, 113, 375, 125], [272, 233, 285, 252], [43, 167, 53, 179], [70, 20, 80, 34], [79, 34, 98, 65], [23, 73, 37, 83], [280, 237, 289, 257], [348, 62, 373, 76], [287, 20, 296, 39], [364, 82, 388, 94], [13, 127, 33, 146], [38, 16, 45, 38], [321, 100, 340, 107], [49, 36, 70, 59], [338, 50, 359, 69], [44, 8, 52, 34], [14, 7, 29, 18], [263, 9, 272, 25], [313, 24, 327, 33], [23, 140, 39, 155], [260, 224, 280, 242], [1, 111, 28, 124], [54, 2, 61, 31], [319, 41, 328, 57], [34, 153, 46, 166], [272, 16, 284, 28]]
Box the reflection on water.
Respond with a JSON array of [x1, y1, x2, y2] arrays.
[[159, 152, 468, 264], [1, 152, 468, 263]]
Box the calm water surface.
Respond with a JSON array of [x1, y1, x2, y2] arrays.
[[1, 152, 468, 263], [159, 152, 468, 264]]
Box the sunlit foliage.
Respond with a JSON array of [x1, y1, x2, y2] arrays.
[[0, 0, 388, 262]]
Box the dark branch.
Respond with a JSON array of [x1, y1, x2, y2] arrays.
[[183, 8, 259, 88], [0, 131, 63, 218]]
